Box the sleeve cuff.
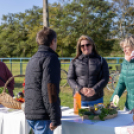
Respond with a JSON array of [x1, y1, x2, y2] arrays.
[[51, 120, 61, 127], [92, 86, 98, 93], [76, 85, 83, 92]]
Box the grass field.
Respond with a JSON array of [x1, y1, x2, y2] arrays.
[[4, 59, 122, 75], [60, 86, 126, 110], [1, 61, 126, 110]]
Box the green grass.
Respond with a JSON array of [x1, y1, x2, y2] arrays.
[[103, 89, 126, 110], [4, 60, 121, 75], [0, 60, 126, 134], [60, 87, 126, 110], [0, 86, 126, 110], [0, 62, 126, 110], [61, 64, 69, 72]]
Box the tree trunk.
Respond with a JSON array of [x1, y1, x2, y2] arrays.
[[43, 0, 49, 27]]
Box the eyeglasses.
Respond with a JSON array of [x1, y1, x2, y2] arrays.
[[121, 45, 131, 51], [80, 44, 92, 48]]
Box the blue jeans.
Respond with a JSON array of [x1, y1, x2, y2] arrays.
[[81, 97, 103, 107], [27, 120, 53, 134]]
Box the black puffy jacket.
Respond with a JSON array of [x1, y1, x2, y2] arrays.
[[68, 53, 109, 101], [25, 45, 61, 127]]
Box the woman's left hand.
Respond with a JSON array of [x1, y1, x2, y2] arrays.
[[86, 88, 95, 97], [129, 108, 134, 114]]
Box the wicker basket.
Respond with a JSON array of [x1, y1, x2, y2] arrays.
[[0, 75, 25, 109]]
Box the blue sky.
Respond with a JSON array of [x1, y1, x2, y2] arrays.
[[0, 0, 57, 24]]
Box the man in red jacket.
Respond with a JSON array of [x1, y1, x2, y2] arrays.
[[0, 61, 14, 96]]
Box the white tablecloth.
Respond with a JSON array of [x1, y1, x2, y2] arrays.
[[54, 108, 134, 134], [3, 105, 133, 134], [0, 105, 30, 134]]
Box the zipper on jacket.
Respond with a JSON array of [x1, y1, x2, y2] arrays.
[[88, 56, 90, 88], [126, 63, 128, 88]]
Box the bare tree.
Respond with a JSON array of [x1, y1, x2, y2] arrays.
[[43, 0, 49, 27], [43, 0, 71, 27]]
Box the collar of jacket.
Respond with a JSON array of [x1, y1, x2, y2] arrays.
[[38, 45, 59, 57], [78, 52, 95, 60], [124, 59, 134, 63]]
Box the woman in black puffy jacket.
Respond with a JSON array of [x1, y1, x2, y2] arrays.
[[67, 35, 109, 107]]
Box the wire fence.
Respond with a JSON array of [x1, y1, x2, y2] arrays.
[[0, 57, 124, 75], [0, 57, 126, 109]]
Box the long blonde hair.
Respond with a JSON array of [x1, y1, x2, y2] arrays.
[[73, 35, 99, 61]]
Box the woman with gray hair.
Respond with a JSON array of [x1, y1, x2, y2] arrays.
[[111, 35, 134, 111], [67, 35, 109, 107]]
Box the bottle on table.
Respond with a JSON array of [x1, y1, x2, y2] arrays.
[[74, 91, 81, 114]]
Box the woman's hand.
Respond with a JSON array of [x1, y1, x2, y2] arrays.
[[110, 101, 116, 108], [80, 88, 95, 97], [80, 87, 89, 96], [86, 88, 95, 97], [129, 108, 134, 114]]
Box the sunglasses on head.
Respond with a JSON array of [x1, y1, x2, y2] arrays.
[[80, 44, 92, 48]]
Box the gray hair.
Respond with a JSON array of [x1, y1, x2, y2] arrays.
[[120, 36, 134, 49]]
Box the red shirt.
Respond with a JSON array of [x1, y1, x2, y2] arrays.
[[0, 62, 14, 90]]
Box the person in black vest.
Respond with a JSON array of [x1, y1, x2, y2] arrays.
[[68, 35, 109, 107], [25, 27, 61, 134]]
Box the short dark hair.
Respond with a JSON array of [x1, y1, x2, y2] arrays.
[[36, 27, 57, 46]]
